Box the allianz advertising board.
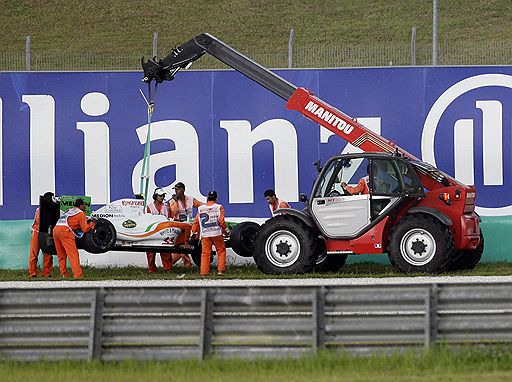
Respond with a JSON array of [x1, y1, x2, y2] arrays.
[[0, 67, 511, 267]]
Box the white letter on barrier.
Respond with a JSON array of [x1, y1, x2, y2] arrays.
[[0, 97, 2, 205], [132, 120, 203, 199], [77, 92, 111, 204], [23, 95, 55, 205], [477, 100, 503, 186], [220, 119, 298, 203]]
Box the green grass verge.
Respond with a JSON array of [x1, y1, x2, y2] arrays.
[[1, 347, 512, 382], [2, 262, 511, 281], [2, 1, 512, 69], [3, 1, 512, 53]]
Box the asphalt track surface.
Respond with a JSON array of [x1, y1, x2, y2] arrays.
[[2, 275, 512, 289]]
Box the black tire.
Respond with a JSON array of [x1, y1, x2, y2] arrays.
[[191, 252, 202, 267], [253, 215, 318, 274], [229, 221, 260, 257], [314, 237, 347, 273], [447, 229, 484, 271], [315, 254, 348, 273], [190, 240, 215, 267], [388, 214, 454, 273], [77, 218, 116, 254], [38, 231, 57, 257]]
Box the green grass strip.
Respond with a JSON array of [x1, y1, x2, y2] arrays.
[[3, 262, 512, 281], [1, 346, 512, 382]]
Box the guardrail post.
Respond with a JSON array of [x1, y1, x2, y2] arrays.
[[312, 286, 326, 352], [424, 283, 438, 348], [88, 288, 105, 361], [199, 289, 214, 359]]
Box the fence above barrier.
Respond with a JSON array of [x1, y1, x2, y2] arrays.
[[1, 282, 512, 361], [2, 41, 512, 70]]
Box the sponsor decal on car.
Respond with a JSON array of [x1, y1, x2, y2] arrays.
[[157, 227, 182, 236], [93, 213, 125, 218], [170, 227, 182, 235], [122, 219, 137, 228], [163, 237, 176, 245], [104, 204, 123, 213], [122, 200, 145, 206]]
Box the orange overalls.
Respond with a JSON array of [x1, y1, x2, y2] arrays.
[[191, 201, 227, 276], [28, 208, 54, 277], [345, 177, 370, 195], [169, 195, 203, 268], [146, 202, 173, 273], [53, 207, 91, 278], [269, 197, 291, 216]]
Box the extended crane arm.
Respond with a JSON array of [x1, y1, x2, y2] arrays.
[[142, 33, 457, 188], [142, 33, 414, 158], [142, 33, 296, 100]]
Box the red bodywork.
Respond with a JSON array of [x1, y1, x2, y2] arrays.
[[286, 87, 481, 253]]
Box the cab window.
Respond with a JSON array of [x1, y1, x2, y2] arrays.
[[315, 158, 368, 197], [396, 160, 423, 195], [372, 159, 400, 195]]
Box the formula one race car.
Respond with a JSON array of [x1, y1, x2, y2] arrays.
[[38, 194, 257, 266]]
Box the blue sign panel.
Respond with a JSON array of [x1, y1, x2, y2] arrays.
[[1, 66, 512, 220]]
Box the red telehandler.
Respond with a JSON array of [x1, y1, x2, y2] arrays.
[[141, 33, 483, 274]]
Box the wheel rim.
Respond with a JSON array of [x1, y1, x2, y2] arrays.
[[93, 225, 115, 247], [265, 230, 301, 268], [399, 228, 437, 266], [242, 227, 258, 250], [94, 228, 111, 246]]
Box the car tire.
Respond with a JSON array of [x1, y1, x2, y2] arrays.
[[229, 221, 260, 257], [190, 240, 215, 267], [314, 237, 347, 273], [78, 218, 116, 254], [253, 215, 317, 274], [388, 214, 453, 273], [38, 231, 57, 257]]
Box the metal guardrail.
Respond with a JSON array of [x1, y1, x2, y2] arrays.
[[1, 282, 512, 361]]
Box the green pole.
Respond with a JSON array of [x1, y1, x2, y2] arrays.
[[140, 102, 154, 208]]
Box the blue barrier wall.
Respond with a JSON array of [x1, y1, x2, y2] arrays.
[[1, 67, 512, 268]]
